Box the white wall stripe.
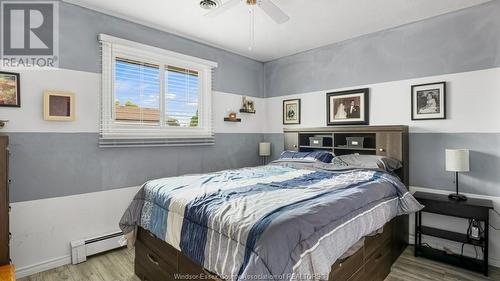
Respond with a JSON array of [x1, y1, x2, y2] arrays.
[[2, 67, 499, 134], [10, 186, 141, 277], [0, 68, 267, 134], [266, 67, 500, 134]]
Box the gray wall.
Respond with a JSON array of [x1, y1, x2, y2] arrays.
[[262, 1, 500, 197], [263, 133, 284, 161], [264, 0, 500, 97], [410, 133, 500, 197], [60, 2, 264, 98], [9, 133, 264, 202]]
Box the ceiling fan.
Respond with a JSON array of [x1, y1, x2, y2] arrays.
[[205, 0, 290, 24]]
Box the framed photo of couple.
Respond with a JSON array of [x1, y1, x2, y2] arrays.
[[327, 88, 369, 126], [411, 82, 446, 120]]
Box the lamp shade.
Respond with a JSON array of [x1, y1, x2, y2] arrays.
[[259, 142, 271, 156], [445, 149, 470, 172]]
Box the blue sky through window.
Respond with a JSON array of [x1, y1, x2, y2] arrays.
[[115, 59, 160, 109], [166, 67, 199, 127], [114, 59, 199, 127]]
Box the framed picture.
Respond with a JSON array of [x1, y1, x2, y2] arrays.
[[327, 88, 369, 126], [411, 82, 446, 120], [0, 71, 20, 107], [43, 91, 76, 121], [283, 99, 301, 125]]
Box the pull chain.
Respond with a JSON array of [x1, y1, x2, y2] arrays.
[[248, 5, 255, 51]]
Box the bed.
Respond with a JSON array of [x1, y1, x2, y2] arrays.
[[120, 126, 422, 281]]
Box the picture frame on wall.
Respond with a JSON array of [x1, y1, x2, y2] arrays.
[[0, 71, 20, 107], [327, 88, 369, 126], [43, 91, 76, 121], [411, 82, 446, 120], [283, 99, 301, 125]]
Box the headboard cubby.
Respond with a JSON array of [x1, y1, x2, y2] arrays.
[[283, 125, 409, 186]]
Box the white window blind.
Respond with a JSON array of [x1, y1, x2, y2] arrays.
[[114, 58, 160, 124], [98, 34, 217, 147], [165, 65, 200, 128]]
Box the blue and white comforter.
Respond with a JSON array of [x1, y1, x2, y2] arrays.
[[120, 161, 422, 280]]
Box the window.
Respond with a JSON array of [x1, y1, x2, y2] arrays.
[[114, 58, 160, 124], [99, 34, 217, 146], [164, 66, 200, 128]]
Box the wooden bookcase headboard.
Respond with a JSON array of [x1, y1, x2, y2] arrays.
[[283, 126, 409, 186]]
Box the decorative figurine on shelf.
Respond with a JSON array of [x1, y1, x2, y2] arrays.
[[241, 96, 256, 113], [228, 112, 238, 121]]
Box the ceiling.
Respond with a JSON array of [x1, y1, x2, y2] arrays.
[[64, 0, 491, 62]]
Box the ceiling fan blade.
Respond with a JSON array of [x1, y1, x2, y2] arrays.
[[258, 0, 289, 24], [205, 0, 241, 17]]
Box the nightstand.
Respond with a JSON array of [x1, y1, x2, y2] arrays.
[[413, 191, 493, 276]]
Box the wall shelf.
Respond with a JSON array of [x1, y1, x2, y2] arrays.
[[224, 118, 241, 122], [239, 109, 256, 114]]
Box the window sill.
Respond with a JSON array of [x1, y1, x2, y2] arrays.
[[98, 136, 215, 148]]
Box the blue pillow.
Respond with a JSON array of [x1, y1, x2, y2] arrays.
[[279, 150, 334, 163]]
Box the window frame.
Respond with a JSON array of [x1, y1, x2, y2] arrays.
[[99, 34, 217, 141]]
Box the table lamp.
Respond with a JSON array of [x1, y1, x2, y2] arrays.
[[445, 149, 469, 201], [259, 142, 271, 165]]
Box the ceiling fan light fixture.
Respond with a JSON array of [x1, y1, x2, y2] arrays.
[[199, 0, 221, 10]]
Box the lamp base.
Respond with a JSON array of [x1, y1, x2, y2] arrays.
[[448, 193, 467, 201]]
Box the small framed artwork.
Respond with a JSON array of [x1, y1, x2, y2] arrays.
[[283, 99, 301, 125], [43, 91, 76, 121], [0, 71, 21, 107], [327, 88, 369, 126], [411, 82, 446, 120]]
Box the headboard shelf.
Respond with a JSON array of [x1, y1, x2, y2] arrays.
[[299, 145, 333, 149], [283, 125, 409, 186], [333, 147, 376, 151]]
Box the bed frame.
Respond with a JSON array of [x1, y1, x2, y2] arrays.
[[135, 125, 410, 281]]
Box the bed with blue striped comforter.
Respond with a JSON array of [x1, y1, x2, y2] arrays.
[[120, 161, 422, 281]]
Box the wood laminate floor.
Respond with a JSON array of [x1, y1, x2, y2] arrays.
[[19, 246, 500, 281]]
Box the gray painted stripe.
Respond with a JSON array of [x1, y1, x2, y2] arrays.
[[263, 133, 285, 161], [58, 2, 264, 97], [263, 133, 500, 197], [263, 0, 500, 97], [8, 133, 264, 202], [9, 132, 499, 201], [409, 133, 500, 197]]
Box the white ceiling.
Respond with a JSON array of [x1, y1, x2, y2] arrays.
[[64, 0, 491, 62]]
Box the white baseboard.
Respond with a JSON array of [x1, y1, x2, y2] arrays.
[[490, 257, 500, 268], [15, 255, 71, 278]]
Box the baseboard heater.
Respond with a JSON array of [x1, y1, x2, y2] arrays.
[[70, 231, 124, 264]]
